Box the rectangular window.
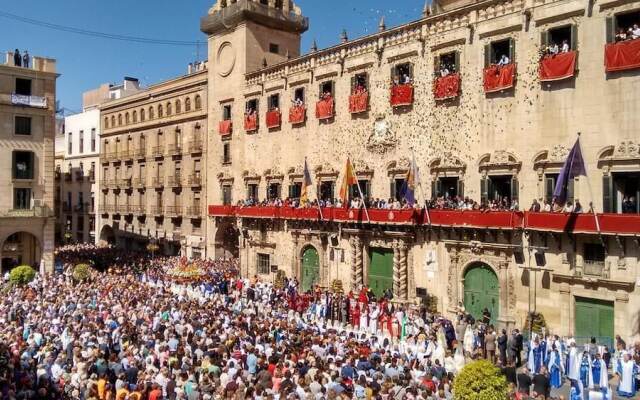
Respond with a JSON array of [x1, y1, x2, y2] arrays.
[[15, 78, 32, 96], [351, 73, 369, 92], [79, 130, 84, 154], [269, 43, 280, 54], [14, 188, 31, 210], [257, 253, 271, 274], [91, 128, 96, 152], [435, 51, 460, 75], [294, 87, 305, 104], [542, 25, 576, 52], [223, 104, 232, 120], [268, 94, 280, 110], [68, 132, 73, 154], [247, 183, 258, 200], [245, 99, 258, 114], [392, 63, 414, 84], [223, 143, 231, 164], [222, 184, 233, 205], [15, 116, 32, 135], [607, 10, 640, 43], [13, 151, 34, 180], [319, 81, 334, 98], [289, 182, 302, 199], [319, 181, 334, 201], [584, 243, 605, 265], [77, 216, 84, 232], [485, 38, 515, 66]]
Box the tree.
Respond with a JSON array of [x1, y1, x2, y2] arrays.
[[9, 265, 36, 286], [453, 359, 509, 400]]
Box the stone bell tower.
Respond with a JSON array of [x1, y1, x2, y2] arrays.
[[201, 0, 308, 101]]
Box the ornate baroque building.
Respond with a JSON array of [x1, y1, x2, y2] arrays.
[[203, 0, 640, 341], [98, 64, 208, 258]]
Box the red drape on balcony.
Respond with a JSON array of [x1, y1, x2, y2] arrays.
[[316, 98, 334, 119], [390, 84, 414, 106], [348, 92, 369, 113], [266, 110, 281, 128], [605, 39, 640, 72], [244, 114, 258, 132], [433, 73, 460, 100], [218, 120, 232, 136], [539, 51, 577, 81], [483, 64, 516, 93], [289, 106, 306, 124]]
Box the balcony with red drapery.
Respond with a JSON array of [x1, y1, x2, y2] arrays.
[[244, 113, 258, 132], [316, 96, 334, 120], [483, 63, 516, 93], [390, 84, 414, 107], [266, 110, 281, 129], [605, 38, 640, 72], [289, 105, 306, 124], [348, 91, 369, 113], [539, 51, 577, 82], [433, 73, 460, 100], [218, 120, 232, 136]]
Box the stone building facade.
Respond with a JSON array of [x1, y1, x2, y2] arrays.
[[203, 0, 640, 342], [0, 53, 57, 273], [98, 65, 208, 258]]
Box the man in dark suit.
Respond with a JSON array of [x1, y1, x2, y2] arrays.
[[498, 329, 508, 365], [517, 367, 532, 397], [514, 329, 524, 367]]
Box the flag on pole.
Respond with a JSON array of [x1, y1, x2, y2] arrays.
[[339, 157, 358, 206], [553, 138, 586, 204], [401, 154, 420, 206], [300, 158, 313, 205]]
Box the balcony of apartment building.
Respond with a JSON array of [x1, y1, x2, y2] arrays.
[[188, 173, 202, 188], [134, 147, 146, 160], [167, 142, 183, 157], [151, 145, 164, 158], [7, 73, 48, 109], [165, 205, 181, 218], [167, 174, 182, 188], [88, 169, 95, 183], [188, 138, 203, 154], [150, 205, 164, 217], [118, 177, 132, 189], [152, 176, 164, 188], [106, 151, 119, 163], [120, 149, 133, 162], [133, 177, 146, 189], [185, 204, 201, 218], [130, 204, 145, 215]]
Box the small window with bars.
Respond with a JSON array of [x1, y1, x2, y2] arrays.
[[257, 253, 270, 275]]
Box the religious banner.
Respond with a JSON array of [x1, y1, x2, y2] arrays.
[[539, 51, 577, 82], [605, 39, 640, 72], [266, 110, 281, 129], [433, 73, 460, 100], [315, 97, 334, 119], [483, 63, 516, 93], [289, 105, 306, 124]]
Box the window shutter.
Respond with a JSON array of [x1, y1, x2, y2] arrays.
[[540, 30, 549, 47], [605, 17, 614, 44], [408, 63, 414, 80], [484, 44, 491, 67], [431, 180, 437, 199], [511, 176, 519, 202], [481, 177, 489, 203], [570, 24, 578, 51], [331, 81, 335, 97], [390, 179, 396, 199], [351, 76, 356, 92], [365, 73, 369, 90], [318, 83, 323, 99], [390, 65, 395, 82], [602, 175, 612, 213], [434, 55, 440, 75], [457, 179, 464, 198], [509, 38, 516, 62], [545, 176, 555, 201], [436, 179, 443, 197], [454, 51, 460, 72]]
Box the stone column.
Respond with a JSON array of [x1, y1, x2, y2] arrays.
[[291, 233, 299, 280], [349, 235, 363, 291], [396, 240, 409, 301], [393, 239, 400, 299], [497, 260, 510, 328], [447, 251, 460, 313]]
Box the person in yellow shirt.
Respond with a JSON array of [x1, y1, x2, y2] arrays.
[[97, 375, 108, 400], [115, 387, 129, 400]]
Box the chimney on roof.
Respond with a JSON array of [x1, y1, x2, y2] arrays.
[[379, 16, 386, 32], [123, 77, 140, 91], [340, 29, 348, 43]]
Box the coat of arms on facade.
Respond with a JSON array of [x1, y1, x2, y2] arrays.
[[367, 117, 397, 154]]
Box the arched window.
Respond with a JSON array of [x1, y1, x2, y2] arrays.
[[104, 117, 109, 129], [185, 97, 192, 112], [158, 104, 163, 118], [166, 102, 172, 116], [148, 106, 154, 119], [195, 95, 202, 110], [175, 99, 182, 114], [140, 108, 146, 121], [118, 114, 123, 126], [125, 112, 130, 125], [132, 110, 138, 123], [111, 116, 115, 127]]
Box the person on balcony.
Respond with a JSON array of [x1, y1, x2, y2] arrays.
[[13, 49, 21, 67], [631, 24, 640, 40], [497, 54, 511, 66], [622, 196, 637, 213], [292, 97, 303, 107], [439, 65, 450, 77], [549, 42, 560, 56], [22, 50, 30, 68], [574, 200, 583, 213], [616, 28, 628, 42], [529, 199, 542, 212], [561, 40, 570, 53], [563, 201, 574, 213]]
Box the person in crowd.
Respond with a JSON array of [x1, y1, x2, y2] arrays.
[[616, 27, 628, 42], [631, 23, 640, 39], [532, 365, 551, 399], [561, 39, 570, 53], [13, 49, 21, 67], [616, 352, 639, 397], [22, 50, 30, 68], [530, 199, 542, 212], [498, 54, 511, 66]]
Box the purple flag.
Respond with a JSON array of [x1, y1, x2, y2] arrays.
[[553, 138, 586, 203]]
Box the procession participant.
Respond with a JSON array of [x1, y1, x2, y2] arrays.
[[616, 352, 639, 397], [579, 351, 593, 390], [548, 345, 564, 389], [590, 352, 608, 389], [566, 341, 582, 382]]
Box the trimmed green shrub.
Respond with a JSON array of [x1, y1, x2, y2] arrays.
[[453, 359, 509, 400], [72, 263, 91, 282], [9, 265, 36, 286]]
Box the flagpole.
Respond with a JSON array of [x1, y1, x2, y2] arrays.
[[349, 157, 371, 223], [411, 148, 431, 225]]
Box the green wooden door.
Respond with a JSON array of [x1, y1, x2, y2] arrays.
[[369, 248, 394, 298], [575, 297, 614, 346], [301, 247, 320, 292], [463, 264, 500, 323]]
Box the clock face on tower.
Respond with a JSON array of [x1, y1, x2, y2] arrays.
[[217, 41, 236, 77]]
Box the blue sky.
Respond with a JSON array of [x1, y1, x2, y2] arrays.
[[2, 0, 425, 112]]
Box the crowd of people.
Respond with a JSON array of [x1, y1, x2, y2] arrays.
[[615, 24, 640, 42], [0, 244, 638, 399], [528, 198, 585, 214]]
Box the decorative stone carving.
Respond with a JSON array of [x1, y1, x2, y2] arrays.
[[396, 240, 409, 300], [367, 117, 397, 154], [508, 272, 516, 310], [548, 145, 570, 163], [469, 240, 483, 254], [392, 239, 401, 298], [615, 141, 639, 158]]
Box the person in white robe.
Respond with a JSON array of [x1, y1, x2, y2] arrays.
[[566, 341, 581, 381], [590, 353, 608, 390], [616, 352, 638, 397], [369, 304, 379, 335], [463, 325, 474, 356], [359, 303, 368, 332]]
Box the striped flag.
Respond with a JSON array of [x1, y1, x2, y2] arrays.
[[339, 157, 358, 205], [401, 154, 420, 206], [300, 158, 313, 204]]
